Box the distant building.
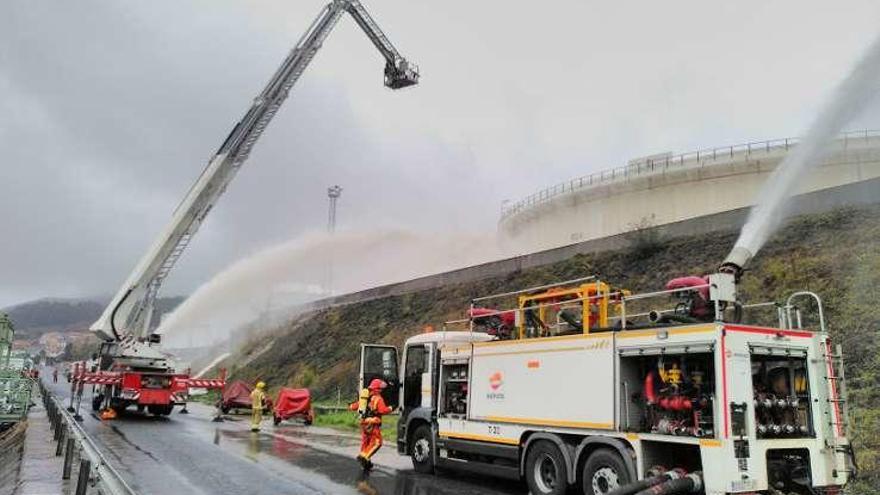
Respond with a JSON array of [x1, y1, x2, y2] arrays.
[[38, 332, 68, 358]]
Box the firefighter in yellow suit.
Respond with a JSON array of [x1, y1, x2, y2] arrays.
[[250, 381, 266, 432]]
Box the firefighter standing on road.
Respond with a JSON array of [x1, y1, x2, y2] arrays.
[[250, 381, 266, 432], [349, 378, 393, 470]]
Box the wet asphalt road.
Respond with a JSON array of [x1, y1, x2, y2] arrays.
[[43, 373, 525, 495]]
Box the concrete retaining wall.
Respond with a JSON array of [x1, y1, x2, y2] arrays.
[[308, 175, 880, 311]]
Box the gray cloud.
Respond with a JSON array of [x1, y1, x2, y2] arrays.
[[3, 0, 880, 307]]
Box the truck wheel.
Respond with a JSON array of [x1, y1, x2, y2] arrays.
[[581, 449, 631, 495], [273, 416, 281, 426], [91, 394, 104, 412], [410, 425, 435, 474], [525, 440, 568, 495]]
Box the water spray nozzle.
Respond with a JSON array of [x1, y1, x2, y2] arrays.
[[720, 246, 753, 280]]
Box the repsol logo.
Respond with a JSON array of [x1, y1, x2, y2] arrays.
[[487, 372, 505, 399]]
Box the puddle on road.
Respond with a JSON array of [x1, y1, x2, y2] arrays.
[[272, 424, 361, 448], [218, 429, 525, 495]]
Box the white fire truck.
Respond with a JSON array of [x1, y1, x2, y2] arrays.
[[358, 269, 854, 495]]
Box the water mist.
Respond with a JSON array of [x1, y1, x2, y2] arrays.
[[725, 33, 880, 273]]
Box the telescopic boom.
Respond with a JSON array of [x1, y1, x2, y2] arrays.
[[91, 0, 418, 342]]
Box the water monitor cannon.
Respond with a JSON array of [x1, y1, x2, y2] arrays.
[[719, 245, 753, 282], [662, 272, 740, 323]]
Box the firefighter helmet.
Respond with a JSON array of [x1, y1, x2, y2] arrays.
[[368, 378, 387, 391]]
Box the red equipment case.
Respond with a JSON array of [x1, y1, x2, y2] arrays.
[[272, 388, 314, 425]]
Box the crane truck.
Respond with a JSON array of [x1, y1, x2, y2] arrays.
[[74, 0, 418, 417], [359, 257, 854, 495]]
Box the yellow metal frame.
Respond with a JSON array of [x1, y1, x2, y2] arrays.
[[515, 281, 629, 338]]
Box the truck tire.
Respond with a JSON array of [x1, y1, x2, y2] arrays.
[[410, 425, 435, 474], [581, 448, 632, 495], [525, 440, 568, 495], [91, 394, 104, 412]]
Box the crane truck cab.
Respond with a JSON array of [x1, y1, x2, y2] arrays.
[[358, 277, 853, 495]]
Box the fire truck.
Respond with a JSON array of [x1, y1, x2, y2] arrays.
[[359, 257, 854, 495], [74, 0, 418, 416]]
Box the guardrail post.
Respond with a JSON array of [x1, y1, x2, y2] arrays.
[[52, 411, 62, 441], [55, 424, 66, 456], [62, 438, 76, 480], [75, 459, 91, 495]]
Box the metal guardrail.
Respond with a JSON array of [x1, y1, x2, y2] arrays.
[[38, 380, 136, 495], [500, 129, 880, 221]]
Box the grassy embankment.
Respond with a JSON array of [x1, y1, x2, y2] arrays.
[[310, 403, 400, 442], [221, 205, 880, 494]]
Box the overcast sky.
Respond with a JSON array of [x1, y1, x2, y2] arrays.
[[3, 0, 880, 308]]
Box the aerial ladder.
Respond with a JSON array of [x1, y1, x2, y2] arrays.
[[75, 0, 418, 417]]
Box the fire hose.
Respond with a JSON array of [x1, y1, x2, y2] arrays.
[[635, 472, 703, 495], [606, 469, 685, 495], [607, 470, 703, 495]]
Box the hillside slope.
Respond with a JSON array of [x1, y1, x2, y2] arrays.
[[3, 296, 185, 340], [227, 206, 880, 493], [4, 299, 104, 338]]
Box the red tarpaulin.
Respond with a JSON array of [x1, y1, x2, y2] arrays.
[[221, 380, 254, 411], [273, 388, 313, 425]]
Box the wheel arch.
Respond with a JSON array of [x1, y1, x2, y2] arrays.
[[401, 407, 434, 455], [520, 432, 578, 485], [574, 436, 637, 485]]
